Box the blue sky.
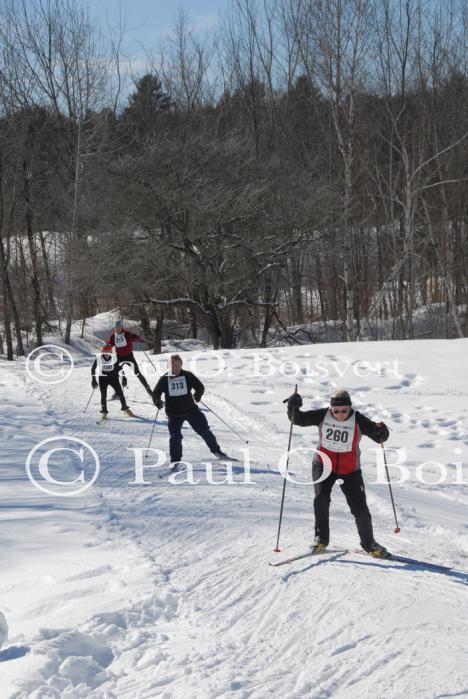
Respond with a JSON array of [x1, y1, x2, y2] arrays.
[[93, 0, 231, 49]]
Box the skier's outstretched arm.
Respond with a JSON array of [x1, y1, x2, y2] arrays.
[[286, 393, 325, 427], [356, 412, 389, 443], [288, 407, 326, 427]]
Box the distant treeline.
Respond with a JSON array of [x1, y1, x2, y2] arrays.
[[0, 0, 467, 357]]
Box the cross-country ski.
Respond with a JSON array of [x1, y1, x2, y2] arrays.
[[269, 547, 348, 567]]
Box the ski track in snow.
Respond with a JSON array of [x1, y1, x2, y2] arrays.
[[1, 334, 468, 698]]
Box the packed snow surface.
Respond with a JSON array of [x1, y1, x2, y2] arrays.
[[1, 327, 468, 698]]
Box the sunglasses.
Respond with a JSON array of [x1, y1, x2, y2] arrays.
[[331, 407, 351, 414]]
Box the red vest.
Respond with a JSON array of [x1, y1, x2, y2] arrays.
[[107, 330, 140, 357], [318, 410, 360, 474]]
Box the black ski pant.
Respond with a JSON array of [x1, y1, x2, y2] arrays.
[[99, 375, 128, 413], [312, 463, 374, 549], [116, 352, 151, 392], [167, 407, 220, 462]]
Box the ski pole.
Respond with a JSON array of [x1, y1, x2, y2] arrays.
[[274, 384, 298, 552], [83, 388, 95, 413], [381, 443, 400, 533], [143, 350, 162, 378], [200, 400, 248, 444], [145, 409, 160, 458]]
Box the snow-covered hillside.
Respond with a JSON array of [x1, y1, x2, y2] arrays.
[[1, 332, 468, 698]]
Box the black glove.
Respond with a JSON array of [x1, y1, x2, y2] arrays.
[[91, 378, 98, 389], [374, 422, 389, 443], [288, 392, 303, 410], [194, 391, 202, 403], [153, 398, 163, 409], [122, 376, 128, 388]]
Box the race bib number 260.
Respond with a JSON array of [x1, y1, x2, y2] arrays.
[[320, 412, 356, 452]]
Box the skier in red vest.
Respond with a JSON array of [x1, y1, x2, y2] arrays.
[[106, 319, 152, 396], [287, 388, 390, 558]]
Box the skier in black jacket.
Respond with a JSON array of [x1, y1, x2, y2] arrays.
[[287, 388, 390, 558], [91, 344, 132, 419], [152, 354, 226, 465]]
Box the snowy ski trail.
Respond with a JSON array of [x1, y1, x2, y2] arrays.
[[1, 337, 468, 697]]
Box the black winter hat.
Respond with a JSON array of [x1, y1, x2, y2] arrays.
[[330, 389, 352, 406]]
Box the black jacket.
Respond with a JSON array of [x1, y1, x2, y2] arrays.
[[152, 370, 205, 416], [91, 358, 121, 382]]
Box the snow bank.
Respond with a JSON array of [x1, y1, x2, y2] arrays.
[[0, 612, 8, 648]]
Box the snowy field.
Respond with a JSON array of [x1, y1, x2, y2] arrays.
[[1, 326, 468, 698]]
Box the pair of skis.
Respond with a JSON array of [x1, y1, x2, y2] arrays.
[[96, 410, 142, 424], [269, 547, 454, 573]]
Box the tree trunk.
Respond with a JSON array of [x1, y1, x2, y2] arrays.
[[261, 274, 276, 348], [153, 311, 164, 354], [0, 155, 17, 359], [189, 313, 197, 339], [39, 231, 57, 318], [65, 123, 82, 346], [7, 272, 25, 355], [64, 289, 73, 345], [218, 311, 236, 349], [290, 254, 304, 324], [24, 160, 43, 346], [0, 275, 13, 359]]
